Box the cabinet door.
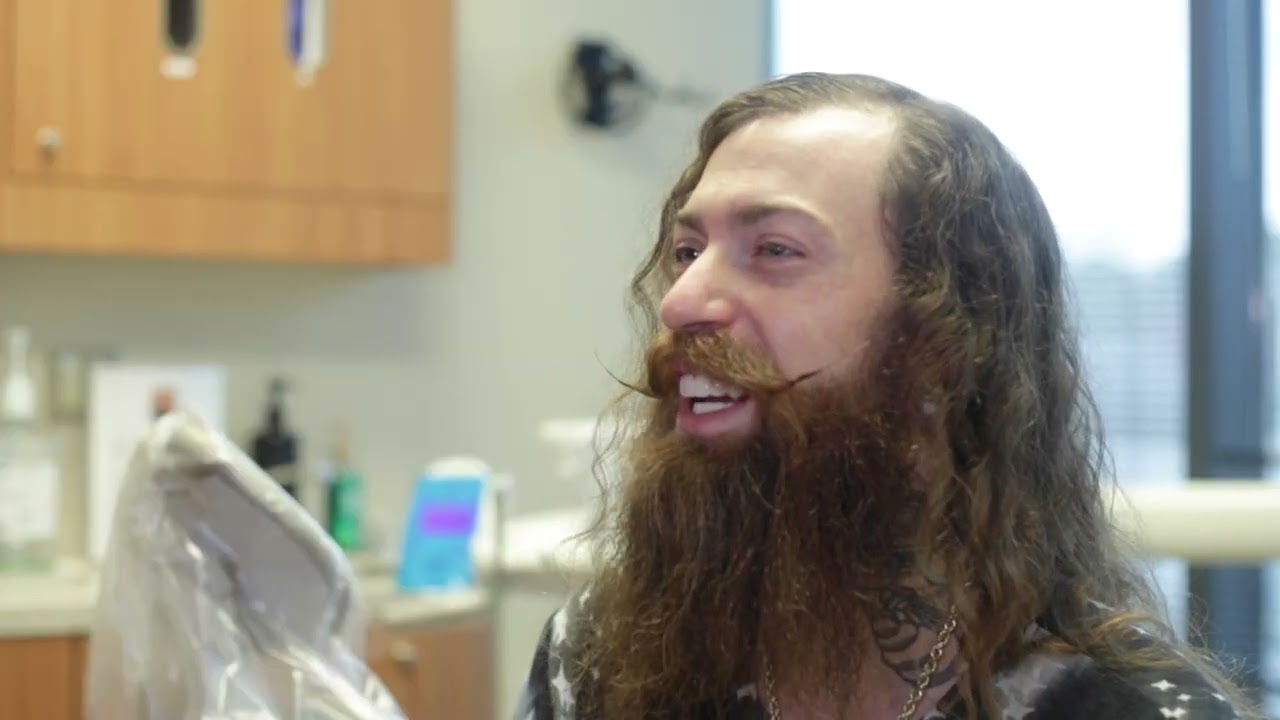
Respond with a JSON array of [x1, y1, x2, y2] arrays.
[[0, 635, 86, 720], [368, 623, 424, 718], [368, 617, 494, 720], [11, 0, 449, 198], [414, 619, 494, 720]]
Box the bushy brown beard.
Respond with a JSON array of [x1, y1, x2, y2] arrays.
[[575, 320, 950, 718]]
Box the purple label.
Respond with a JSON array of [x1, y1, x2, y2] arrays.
[[419, 504, 477, 534]]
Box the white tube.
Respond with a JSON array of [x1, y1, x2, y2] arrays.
[[1110, 480, 1280, 563]]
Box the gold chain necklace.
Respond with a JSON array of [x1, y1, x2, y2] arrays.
[[760, 606, 960, 720]]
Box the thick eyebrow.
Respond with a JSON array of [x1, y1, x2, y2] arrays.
[[672, 202, 832, 239]]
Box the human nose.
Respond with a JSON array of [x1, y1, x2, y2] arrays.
[[658, 251, 737, 333]]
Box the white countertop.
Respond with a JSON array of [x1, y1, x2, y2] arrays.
[[0, 558, 490, 640], [0, 506, 595, 640], [0, 507, 594, 641], [0, 562, 100, 638], [5, 480, 1279, 640], [475, 506, 593, 584]]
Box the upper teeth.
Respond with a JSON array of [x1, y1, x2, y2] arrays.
[[679, 373, 746, 399]]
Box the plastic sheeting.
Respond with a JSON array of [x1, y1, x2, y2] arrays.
[[85, 410, 406, 720]]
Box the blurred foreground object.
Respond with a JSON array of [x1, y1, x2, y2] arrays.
[[84, 410, 406, 720], [1111, 481, 1280, 563]]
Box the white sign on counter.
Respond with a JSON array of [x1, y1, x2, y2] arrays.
[[87, 362, 227, 562], [0, 457, 58, 545]]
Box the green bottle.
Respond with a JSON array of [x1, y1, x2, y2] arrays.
[[325, 429, 363, 552]]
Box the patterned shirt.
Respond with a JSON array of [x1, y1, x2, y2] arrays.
[[513, 590, 1247, 720]]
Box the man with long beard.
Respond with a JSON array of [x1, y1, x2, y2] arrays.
[[513, 73, 1254, 719]]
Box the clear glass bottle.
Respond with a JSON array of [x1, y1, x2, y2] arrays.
[[0, 326, 60, 574]]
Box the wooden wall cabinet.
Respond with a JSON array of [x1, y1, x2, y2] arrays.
[[0, 0, 451, 265], [0, 618, 492, 720]]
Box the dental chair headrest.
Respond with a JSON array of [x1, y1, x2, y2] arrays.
[[85, 410, 405, 720]]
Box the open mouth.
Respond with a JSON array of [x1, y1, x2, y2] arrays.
[[679, 372, 748, 415]]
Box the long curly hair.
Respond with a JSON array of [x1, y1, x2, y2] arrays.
[[584, 72, 1256, 719]]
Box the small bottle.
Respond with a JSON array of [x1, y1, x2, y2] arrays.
[[0, 326, 61, 574], [324, 426, 364, 551], [251, 377, 301, 501]]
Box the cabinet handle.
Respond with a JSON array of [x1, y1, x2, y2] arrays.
[[35, 127, 62, 156], [389, 640, 418, 666]]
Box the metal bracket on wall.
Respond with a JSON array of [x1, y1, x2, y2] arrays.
[[562, 38, 714, 132]]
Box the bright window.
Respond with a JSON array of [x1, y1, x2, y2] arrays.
[[773, 0, 1191, 627], [1261, 0, 1280, 713]]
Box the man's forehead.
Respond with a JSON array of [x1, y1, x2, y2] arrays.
[[677, 108, 897, 239], [758, 105, 896, 141], [711, 107, 898, 169]]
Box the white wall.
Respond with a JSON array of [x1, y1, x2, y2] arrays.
[[0, 1, 767, 717]]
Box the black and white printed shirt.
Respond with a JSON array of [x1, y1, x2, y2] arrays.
[[513, 589, 1246, 720]]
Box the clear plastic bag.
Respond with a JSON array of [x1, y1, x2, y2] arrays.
[[85, 410, 407, 720]]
